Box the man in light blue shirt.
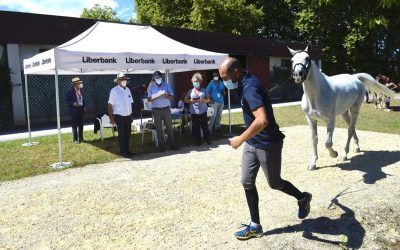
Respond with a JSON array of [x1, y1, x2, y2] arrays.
[[147, 70, 178, 152], [206, 71, 226, 133]]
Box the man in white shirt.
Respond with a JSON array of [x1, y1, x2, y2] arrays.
[[108, 73, 135, 157]]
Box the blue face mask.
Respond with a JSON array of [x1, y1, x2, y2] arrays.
[[193, 82, 200, 89], [223, 79, 238, 90], [155, 78, 162, 85]]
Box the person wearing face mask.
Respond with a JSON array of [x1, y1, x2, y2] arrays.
[[108, 73, 135, 157], [206, 71, 226, 134], [184, 72, 211, 146], [219, 58, 312, 240], [65, 77, 87, 144], [147, 70, 178, 152]]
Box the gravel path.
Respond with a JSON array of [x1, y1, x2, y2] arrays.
[[0, 125, 399, 249]]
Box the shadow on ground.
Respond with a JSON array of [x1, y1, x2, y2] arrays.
[[85, 124, 245, 161], [265, 196, 365, 249], [317, 150, 400, 184]]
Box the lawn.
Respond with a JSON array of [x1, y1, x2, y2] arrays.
[[0, 100, 398, 182]]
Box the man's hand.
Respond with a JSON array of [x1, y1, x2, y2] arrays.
[[73, 102, 79, 107], [110, 117, 116, 126], [229, 136, 243, 149]]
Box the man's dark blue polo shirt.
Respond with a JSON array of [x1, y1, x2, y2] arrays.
[[241, 73, 285, 149]]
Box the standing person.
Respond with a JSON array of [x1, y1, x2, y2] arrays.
[[184, 73, 211, 146], [219, 58, 312, 240], [108, 73, 135, 157], [147, 70, 178, 152], [206, 71, 226, 134], [65, 77, 86, 144]]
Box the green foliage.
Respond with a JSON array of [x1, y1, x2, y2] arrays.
[[135, 0, 263, 36], [81, 4, 121, 22], [286, 0, 400, 77], [189, 0, 263, 36], [135, 0, 192, 27], [134, 0, 400, 77]]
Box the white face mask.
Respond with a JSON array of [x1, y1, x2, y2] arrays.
[[79, 83, 83, 89], [120, 80, 127, 87], [213, 76, 219, 81], [155, 78, 162, 85]]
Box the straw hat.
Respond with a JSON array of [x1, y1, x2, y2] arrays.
[[113, 73, 130, 82], [71, 77, 82, 84]]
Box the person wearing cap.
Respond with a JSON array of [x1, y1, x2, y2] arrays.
[[108, 73, 135, 157], [206, 71, 226, 134], [65, 77, 87, 143], [147, 70, 178, 152]]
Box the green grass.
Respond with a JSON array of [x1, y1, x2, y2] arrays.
[[0, 100, 399, 182], [225, 100, 400, 135]]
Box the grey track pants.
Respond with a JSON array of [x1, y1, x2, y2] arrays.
[[241, 141, 285, 190]]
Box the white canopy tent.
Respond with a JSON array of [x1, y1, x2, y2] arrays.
[[23, 21, 228, 168]]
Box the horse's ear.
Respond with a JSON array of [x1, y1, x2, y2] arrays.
[[287, 46, 296, 56], [305, 45, 310, 53]]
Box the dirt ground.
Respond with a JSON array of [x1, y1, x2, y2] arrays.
[[0, 125, 399, 249]]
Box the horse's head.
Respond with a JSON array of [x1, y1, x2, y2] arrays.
[[287, 46, 312, 84]]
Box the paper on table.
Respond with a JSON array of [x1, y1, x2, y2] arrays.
[[151, 90, 166, 100]]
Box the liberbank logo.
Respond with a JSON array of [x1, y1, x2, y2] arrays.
[[126, 58, 155, 64], [194, 59, 216, 64], [162, 58, 188, 64], [82, 57, 117, 63]]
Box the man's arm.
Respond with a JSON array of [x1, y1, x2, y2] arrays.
[[229, 106, 269, 149], [108, 103, 115, 125]]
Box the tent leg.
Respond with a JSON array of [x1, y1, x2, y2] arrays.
[[228, 88, 231, 134], [50, 68, 72, 169], [22, 74, 39, 147], [223, 88, 235, 137]]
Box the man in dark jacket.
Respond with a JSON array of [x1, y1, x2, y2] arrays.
[[65, 77, 87, 143]]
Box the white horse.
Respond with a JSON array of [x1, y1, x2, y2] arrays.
[[288, 46, 395, 170]]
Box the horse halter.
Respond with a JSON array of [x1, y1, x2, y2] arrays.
[[291, 51, 311, 83]]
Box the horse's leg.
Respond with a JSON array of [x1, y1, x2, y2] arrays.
[[306, 116, 318, 171], [349, 106, 361, 153], [341, 110, 352, 161], [326, 118, 338, 158], [374, 93, 379, 109]]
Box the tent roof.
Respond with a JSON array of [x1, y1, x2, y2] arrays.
[[23, 22, 228, 75]]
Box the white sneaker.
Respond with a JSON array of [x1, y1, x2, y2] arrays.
[[385, 109, 391, 112]]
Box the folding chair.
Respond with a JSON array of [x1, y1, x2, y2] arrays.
[[97, 114, 116, 141]]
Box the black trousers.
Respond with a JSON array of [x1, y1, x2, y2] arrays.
[[71, 107, 84, 141], [191, 112, 210, 143], [115, 115, 132, 154]]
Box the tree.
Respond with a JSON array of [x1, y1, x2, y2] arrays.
[[287, 0, 400, 77], [135, 0, 192, 28], [81, 4, 121, 22], [135, 0, 263, 36]]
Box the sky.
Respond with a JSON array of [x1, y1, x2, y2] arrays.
[[0, 0, 136, 22]]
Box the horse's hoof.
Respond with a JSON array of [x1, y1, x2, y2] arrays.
[[308, 164, 316, 171], [329, 151, 338, 158], [354, 148, 360, 153], [342, 156, 348, 161]]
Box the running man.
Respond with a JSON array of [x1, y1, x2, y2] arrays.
[[219, 57, 312, 240]]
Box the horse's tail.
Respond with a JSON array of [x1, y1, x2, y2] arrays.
[[353, 73, 395, 98]]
